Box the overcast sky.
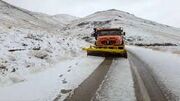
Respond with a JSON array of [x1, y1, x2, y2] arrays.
[[4, 0, 180, 28]]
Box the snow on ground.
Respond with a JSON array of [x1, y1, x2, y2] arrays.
[[142, 46, 180, 55], [0, 27, 89, 86], [127, 46, 180, 100], [0, 56, 104, 101], [94, 58, 136, 101]]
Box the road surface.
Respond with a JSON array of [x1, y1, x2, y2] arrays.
[[64, 58, 113, 101], [55, 54, 170, 101], [128, 53, 168, 101]]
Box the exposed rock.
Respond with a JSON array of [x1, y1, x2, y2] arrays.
[[62, 79, 67, 84], [82, 36, 92, 42], [61, 89, 72, 94], [11, 68, 16, 72], [32, 46, 41, 50], [0, 64, 6, 69], [134, 43, 177, 47], [59, 74, 63, 77], [8, 49, 26, 52], [33, 50, 48, 59]]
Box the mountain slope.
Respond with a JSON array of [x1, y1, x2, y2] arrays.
[[0, 0, 84, 87], [52, 14, 79, 24], [0, 0, 64, 31], [68, 9, 180, 45]]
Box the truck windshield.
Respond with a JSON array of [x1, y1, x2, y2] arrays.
[[98, 31, 121, 36]]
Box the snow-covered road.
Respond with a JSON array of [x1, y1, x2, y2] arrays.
[[94, 58, 136, 101], [127, 46, 180, 101], [63, 57, 135, 101], [66, 58, 113, 101], [0, 46, 180, 101], [129, 52, 167, 101]]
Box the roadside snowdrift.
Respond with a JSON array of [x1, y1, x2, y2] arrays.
[[127, 46, 180, 100], [0, 56, 104, 101]]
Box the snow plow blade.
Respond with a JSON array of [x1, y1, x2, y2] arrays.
[[82, 46, 127, 58]]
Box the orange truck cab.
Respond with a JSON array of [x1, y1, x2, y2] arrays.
[[92, 28, 125, 47]]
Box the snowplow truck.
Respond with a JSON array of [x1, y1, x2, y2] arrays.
[[83, 27, 127, 58]]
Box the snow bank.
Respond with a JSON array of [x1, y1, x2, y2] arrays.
[[127, 46, 180, 100]]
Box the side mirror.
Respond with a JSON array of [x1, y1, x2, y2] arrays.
[[92, 28, 97, 37], [122, 32, 125, 36], [93, 28, 97, 32], [119, 27, 123, 30]]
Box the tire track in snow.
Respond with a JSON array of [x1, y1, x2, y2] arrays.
[[128, 52, 168, 101], [64, 57, 113, 101], [93, 58, 136, 101]]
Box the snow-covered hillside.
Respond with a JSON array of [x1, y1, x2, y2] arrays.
[[52, 14, 79, 24], [67, 9, 180, 45], [31, 12, 65, 27], [0, 0, 87, 86], [0, 0, 64, 32]]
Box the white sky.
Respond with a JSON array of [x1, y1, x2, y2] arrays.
[[4, 0, 180, 28]]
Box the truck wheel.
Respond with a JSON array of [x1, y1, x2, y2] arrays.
[[123, 53, 128, 58]]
